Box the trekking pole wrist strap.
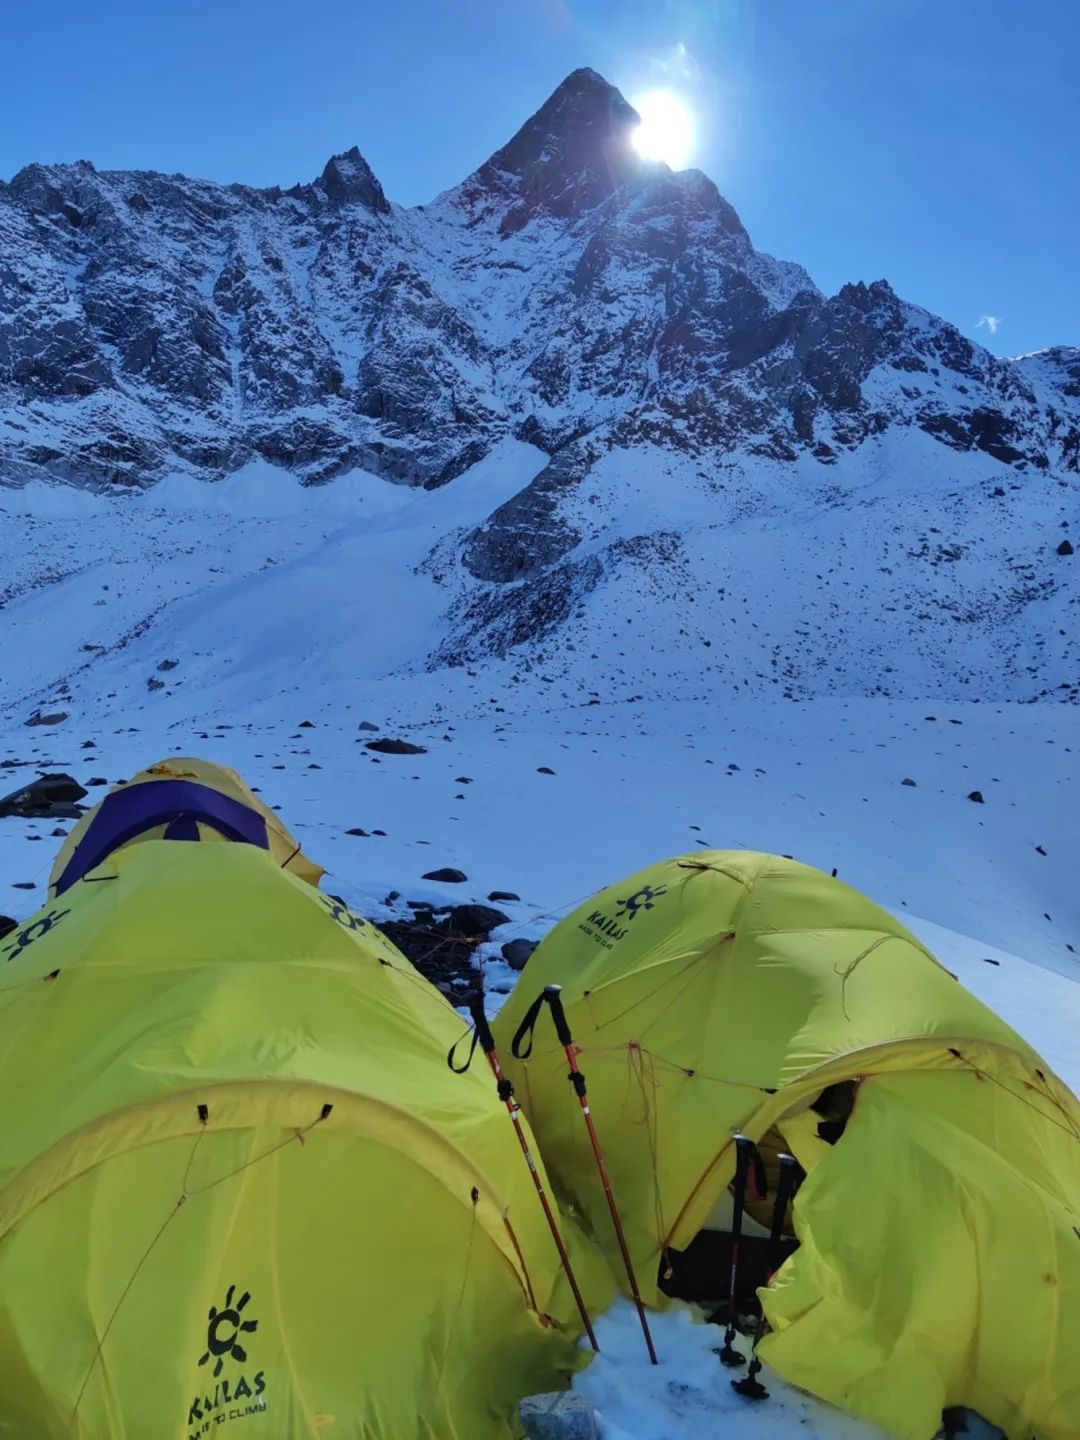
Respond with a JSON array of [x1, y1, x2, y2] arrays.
[[510, 991, 547, 1059]]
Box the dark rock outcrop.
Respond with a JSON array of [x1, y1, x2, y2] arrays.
[[365, 738, 428, 755], [0, 773, 87, 818]]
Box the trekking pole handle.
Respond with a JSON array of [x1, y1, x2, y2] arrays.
[[544, 985, 574, 1047], [467, 994, 496, 1054]]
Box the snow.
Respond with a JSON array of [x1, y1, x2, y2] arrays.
[[575, 1303, 886, 1440], [0, 447, 1075, 1440]]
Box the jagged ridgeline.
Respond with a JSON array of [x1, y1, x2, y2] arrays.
[[1, 67, 1077, 495]]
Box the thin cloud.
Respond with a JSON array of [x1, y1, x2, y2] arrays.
[[976, 314, 1002, 335]]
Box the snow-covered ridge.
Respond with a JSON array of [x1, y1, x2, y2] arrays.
[[2, 67, 1076, 498]]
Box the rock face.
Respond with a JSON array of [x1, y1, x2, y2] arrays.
[[2, 67, 1076, 500]]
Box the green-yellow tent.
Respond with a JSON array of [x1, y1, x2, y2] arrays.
[[0, 837, 606, 1439], [47, 756, 324, 899], [493, 850, 1080, 1440]]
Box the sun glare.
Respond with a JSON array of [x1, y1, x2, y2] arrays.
[[631, 90, 694, 169]]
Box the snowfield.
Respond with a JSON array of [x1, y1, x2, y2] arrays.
[[0, 457, 1076, 1440]]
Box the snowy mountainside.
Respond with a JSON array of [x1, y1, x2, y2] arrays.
[[0, 66, 1076, 985], [1, 454, 1077, 982], [3, 66, 1078, 501], [3, 68, 1076, 702], [431, 430, 1077, 701]]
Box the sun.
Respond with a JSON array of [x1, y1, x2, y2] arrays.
[[631, 90, 694, 168]]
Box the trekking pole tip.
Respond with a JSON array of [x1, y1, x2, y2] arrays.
[[732, 1373, 769, 1400]]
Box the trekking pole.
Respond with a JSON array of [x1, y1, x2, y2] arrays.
[[733, 1152, 803, 1400], [451, 994, 599, 1352], [542, 984, 659, 1365], [714, 1133, 765, 1366]]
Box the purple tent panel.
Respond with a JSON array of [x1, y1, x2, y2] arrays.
[[54, 778, 269, 895]]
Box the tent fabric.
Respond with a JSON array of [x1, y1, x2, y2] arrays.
[[493, 850, 1080, 1440], [47, 757, 323, 896], [0, 841, 606, 1440]]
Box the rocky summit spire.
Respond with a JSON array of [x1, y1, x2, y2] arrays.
[[469, 67, 644, 229], [316, 146, 390, 213]]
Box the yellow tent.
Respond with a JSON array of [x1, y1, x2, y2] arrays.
[[0, 840, 604, 1439], [493, 850, 1080, 1440], [48, 756, 323, 897]]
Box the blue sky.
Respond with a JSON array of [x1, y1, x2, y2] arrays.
[[2, 0, 1076, 356]]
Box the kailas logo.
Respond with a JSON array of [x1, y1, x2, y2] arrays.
[[320, 893, 367, 933], [613, 884, 668, 921], [188, 1284, 267, 1436], [200, 1285, 257, 1377], [578, 883, 669, 950], [1, 907, 70, 963]]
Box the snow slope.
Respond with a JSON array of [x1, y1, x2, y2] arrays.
[[2, 452, 1076, 965]]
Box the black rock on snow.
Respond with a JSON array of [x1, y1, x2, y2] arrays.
[[0, 772, 87, 818]]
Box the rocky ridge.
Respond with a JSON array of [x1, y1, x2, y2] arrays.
[[3, 68, 1076, 498]]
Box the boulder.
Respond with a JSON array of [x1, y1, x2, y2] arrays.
[[519, 1393, 599, 1440], [445, 904, 510, 937], [422, 867, 467, 884], [0, 773, 88, 819], [1056, 539, 1074, 556], [902, 777, 917, 787], [501, 938, 538, 971], [25, 711, 68, 727], [357, 721, 380, 731], [488, 890, 520, 902], [366, 738, 428, 756], [968, 790, 985, 804]]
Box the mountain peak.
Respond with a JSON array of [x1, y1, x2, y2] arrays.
[[465, 68, 644, 228], [315, 146, 389, 213]]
